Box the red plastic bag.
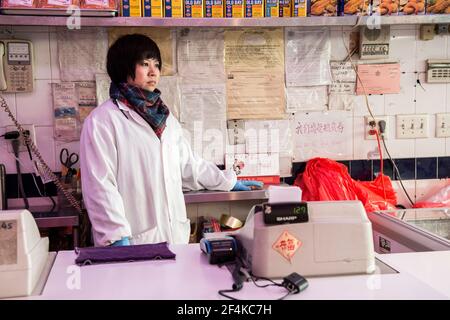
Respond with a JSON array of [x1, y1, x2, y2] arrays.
[[413, 182, 450, 208], [294, 157, 397, 213]]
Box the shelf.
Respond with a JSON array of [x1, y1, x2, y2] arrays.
[[183, 189, 267, 204], [1, 15, 448, 27]]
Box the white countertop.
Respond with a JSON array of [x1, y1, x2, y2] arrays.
[[27, 244, 450, 300]]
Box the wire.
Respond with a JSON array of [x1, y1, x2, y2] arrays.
[[375, 131, 388, 202], [12, 139, 29, 209], [381, 136, 415, 206]]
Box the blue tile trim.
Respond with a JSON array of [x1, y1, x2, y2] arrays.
[[416, 157, 437, 180], [438, 157, 450, 179], [394, 158, 415, 180], [350, 160, 372, 181], [373, 159, 394, 180]]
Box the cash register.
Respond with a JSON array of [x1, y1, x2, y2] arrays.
[[0, 210, 49, 298]]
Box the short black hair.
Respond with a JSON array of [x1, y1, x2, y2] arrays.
[[107, 34, 162, 84]]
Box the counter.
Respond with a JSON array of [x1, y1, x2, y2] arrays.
[[26, 244, 450, 300]]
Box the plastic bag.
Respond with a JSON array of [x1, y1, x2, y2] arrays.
[[413, 182, 450, 208], [294, 157, 397, 213]]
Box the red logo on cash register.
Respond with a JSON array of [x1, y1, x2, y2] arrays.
[[272, 231, 302, 262]]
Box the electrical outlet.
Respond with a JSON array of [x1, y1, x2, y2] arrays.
[[436, 113, 450, 138], [6, 124, 36, 154], [364, 116, 388, 140], [396, 115, 429, 139]]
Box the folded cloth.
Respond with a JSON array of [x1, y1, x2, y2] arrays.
[[75, 242, 176, 266]]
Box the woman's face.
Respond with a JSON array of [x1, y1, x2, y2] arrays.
[[127, 58, 161, 92]]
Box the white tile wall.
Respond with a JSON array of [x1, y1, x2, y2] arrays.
[[383, 115, 416, 159], [390, 28, 417, 73], [0, 93, 16, 127], [415, 33, 448, 72], [35, 126, 56, 172], [353, 94, 385, 116], [16, 80, 53, 126], [49, 32, 60, 81], [392, 180, 416, 208], [415, 73, 447, 114], [14, 32, 51, 80], [385, 72, 416, 115], [415, 179, 449, 202]]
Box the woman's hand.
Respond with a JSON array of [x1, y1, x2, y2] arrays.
[[232, 180, 264, 191]]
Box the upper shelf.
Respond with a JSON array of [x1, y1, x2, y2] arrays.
[[0, 15, 449, 27]]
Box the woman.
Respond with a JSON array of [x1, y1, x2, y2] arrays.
[[80, 34, 262, 247]]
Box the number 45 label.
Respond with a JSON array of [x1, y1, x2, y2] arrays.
[[0, 220, 18, 265]]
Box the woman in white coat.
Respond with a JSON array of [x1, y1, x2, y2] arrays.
[[80, 34, 262, 247]]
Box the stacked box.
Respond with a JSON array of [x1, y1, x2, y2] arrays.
[[225, 0, 244, 17], [343, 0, 369, 15], [371, 0, 399, 15], [205, 0, 224, 17], [291, 0, 307, 16], [265, 0, 279, 16], [245, 0, 264, 16], [164, 0, 183, 16], [184, 0, 204, 16], [142, 0, 163, 16], [425, 0, 449, 13], [309, 0, 337, 15], [122, 0, 142, 16], [279, 0, 291, 16]]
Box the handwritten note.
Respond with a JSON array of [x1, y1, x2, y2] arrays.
[[292, 111, 352, 161]]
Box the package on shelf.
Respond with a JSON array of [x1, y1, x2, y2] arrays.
[[184, 0, 203, 16], [278, 0, 290, 15], [291, 0, 307, 16], [81, 0, 118, 8], [205, 0, 224, 16], [343, 0, 369, 15], [265, 0, 279, 16], [245, 0, 263, 16], [371, 0, 399, 15], [121, 0, 141, 15], [164, 0, 183, 16], [225, 0, 244, 16], [142, 0, 163, 16], [40, 0, 81, 8], [0, 0, 38, 7], [398, 0, 425, 14], [309, 0, 338, 15], [425, 0, 448, 14]]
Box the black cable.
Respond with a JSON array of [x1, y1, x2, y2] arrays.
[[381, 136, 415, 206], [12, 139, 29, 209]]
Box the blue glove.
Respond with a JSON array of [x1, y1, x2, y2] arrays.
[[110, 237, 130, 246], [232, 180, 264, 191]]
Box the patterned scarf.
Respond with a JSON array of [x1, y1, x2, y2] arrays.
[[109, 82, 170, 139]]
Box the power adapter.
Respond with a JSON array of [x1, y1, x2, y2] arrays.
[[282, 272, 308, 294]]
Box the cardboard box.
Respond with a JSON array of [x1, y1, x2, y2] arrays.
[[205, 0, 224, 17], [225, 0, 244, 17], [279, 0, 291, 16], [142, 0, 163, 16], [309, 0, 337, 15], [245, 0, 264, 16], [425, 0, 448, 14], [122, 0, 141, 16], [164, 0, 183, 16], [398, 0, 426, 14], [184, 0, 204, 16], [265, 0, 279, 16], [291, 0, 307, 16]]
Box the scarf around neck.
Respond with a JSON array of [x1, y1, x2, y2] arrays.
[[109, 82, 170, 139]]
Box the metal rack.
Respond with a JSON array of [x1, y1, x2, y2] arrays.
[[0, 15, 449, 27]]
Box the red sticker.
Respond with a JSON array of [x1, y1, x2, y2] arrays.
[[272, 231, 302, 262]]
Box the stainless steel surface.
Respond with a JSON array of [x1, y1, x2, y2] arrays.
[[1, 15, 448, 27], [183, 189, 267, 204]]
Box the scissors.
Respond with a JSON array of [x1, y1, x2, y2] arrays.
[[60, 148, 79, 182]]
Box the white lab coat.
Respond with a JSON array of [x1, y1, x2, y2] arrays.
[[80, 99, 236, 247]]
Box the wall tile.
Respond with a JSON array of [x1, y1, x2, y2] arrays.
[[350, 160, 372, 181], [415, 114, 445, 157], [14, 32, 51, 80], [392, 180, 416, 208], [415, 73, 447, 114], [416, 33, 448, 72], [415, 178, 449, 202], [353, 94, 385, 116], [385, 72, 416, 115], [390, 28, 416, 73], [35, 126, 56, 172], [49, 32, 60, 81], [16, 80, 53, 126], [353, 116, 376, 160], [416, 157, 437, 179], [394, 158, 415, 180], [373, 159, 394, 180], [0, 93, 16, 127], [437, 157, 450, 178], [383, 115, 415, 158]]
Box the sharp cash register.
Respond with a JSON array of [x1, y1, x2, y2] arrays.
[[235, 187, 376, 278]]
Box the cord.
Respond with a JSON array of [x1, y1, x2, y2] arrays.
[[0, 94, 82, 214], [12, 139, 29, 209], [375, 130, 388, 202]]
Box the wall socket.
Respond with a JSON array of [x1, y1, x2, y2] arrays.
[[396, 115, 429, 139], [364, 116, 389, 140], [436, 113, 450, 138], [6, 124, 36, 154]]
